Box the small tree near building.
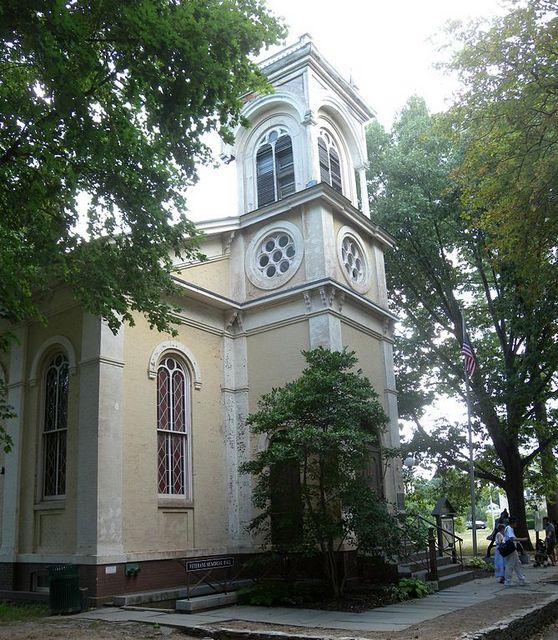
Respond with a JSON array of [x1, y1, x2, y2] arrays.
[[241, 347, 399, 597]]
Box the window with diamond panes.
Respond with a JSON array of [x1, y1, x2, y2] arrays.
[[256, 231, 296, 280], [256, 127, 295, 207], [43, 353, 69, 498], [318, 129, 342, 193], [157, 357, 190, 497]]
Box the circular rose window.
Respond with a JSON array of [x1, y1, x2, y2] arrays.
[[246, 221, 304, 289], [256, 231, 296, 279], [337, 227, 371, 293]]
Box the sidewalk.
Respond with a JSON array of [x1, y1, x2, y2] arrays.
[[76, 563, 558, 639]]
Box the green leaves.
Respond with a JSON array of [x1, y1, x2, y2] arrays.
[[447, 0, 558, 289], [242, 347, 396, 596], [0, 0, 285, 449], [366, 2, 558, 536], [0, 0, 285, 333]]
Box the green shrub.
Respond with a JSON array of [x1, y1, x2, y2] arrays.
[[393, 577, 433, 601], [467, 557, 494, 572]]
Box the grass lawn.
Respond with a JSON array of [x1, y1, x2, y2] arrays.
[[0, 601, 48, 622], [457, 528, 538, 557]]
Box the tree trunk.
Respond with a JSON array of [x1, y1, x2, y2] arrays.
[[325, 545, 340, 598], [548, 489, 558, 523], [503, 453, 533, 550]]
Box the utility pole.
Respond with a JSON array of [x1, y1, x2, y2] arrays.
[[461, 310, 477, 556]]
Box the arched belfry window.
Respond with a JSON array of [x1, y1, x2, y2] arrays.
[[157, 356, 191, 497], [256, 127, 295, 207], [42, 353, 69, 498], [318, 128, 342, 193]]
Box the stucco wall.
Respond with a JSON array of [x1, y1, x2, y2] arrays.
[[339, 322, 385, 399], [18, 304, 83, 556], [340, 320, 401, 505], [246, 321, 309, 415], [121, 312, 228, 556], [176, 256, 231, 299]]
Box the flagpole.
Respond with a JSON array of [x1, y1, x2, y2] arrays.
[[462, 311, 477, 557]]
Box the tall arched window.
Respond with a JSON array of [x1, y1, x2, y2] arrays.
[[42, 353, 69, 498], [318, 128, 342, 193], [256, 127, 295, 207], [157, 356, 190, 497]]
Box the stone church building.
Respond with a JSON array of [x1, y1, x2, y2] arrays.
[[0, 35, 402, 602]]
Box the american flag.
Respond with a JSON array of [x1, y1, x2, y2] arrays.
[[462, 336, 477, 378]]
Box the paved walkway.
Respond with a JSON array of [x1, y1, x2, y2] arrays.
[[76, 563, 558, 634]]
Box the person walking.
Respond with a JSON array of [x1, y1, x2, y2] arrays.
[[503, 516, 528, 587], [493, 523, 506, 583], [543, 517, 556, 566], [486, 508, 509, 558]]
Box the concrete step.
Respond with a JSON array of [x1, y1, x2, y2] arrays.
[[398, 554, 454, 576], [112, 578, 252, 607], [437, 562, 465, 578], [438, 570, 476, 590], [176, 592, 238, 613], [405, 552, 453, 566]]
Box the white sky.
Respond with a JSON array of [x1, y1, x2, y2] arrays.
[[186, 0, 507, 220]]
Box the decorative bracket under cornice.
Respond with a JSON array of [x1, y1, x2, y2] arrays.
[[383, 318, 396, 339], [303, 286, 346, 314], [223, 231, 235, 255], [225, 310, 244, 333]]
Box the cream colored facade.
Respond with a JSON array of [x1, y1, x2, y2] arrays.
[[0, 36, 402, 600]]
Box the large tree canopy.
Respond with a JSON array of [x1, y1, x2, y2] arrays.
[[0, 0, 284, 340], [448, 0, 558, 283], [366, 95, 558, 544], [446, 0, 558, 519]]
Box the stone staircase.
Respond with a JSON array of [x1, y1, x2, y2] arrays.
[[398, 549, 475, 590]]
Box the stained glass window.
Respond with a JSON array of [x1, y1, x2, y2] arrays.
[[43, 353, 69, 498], [157, 357, 190, 497]]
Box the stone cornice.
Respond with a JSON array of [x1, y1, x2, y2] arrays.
[[258, 35, 375, 123], [237, 183, 395, 248], [173, 275, 398, 326]]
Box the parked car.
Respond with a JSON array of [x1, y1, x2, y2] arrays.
[[466, 520, 487, 529]]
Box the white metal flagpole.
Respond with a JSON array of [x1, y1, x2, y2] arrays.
[[461, 310, 477, 556]]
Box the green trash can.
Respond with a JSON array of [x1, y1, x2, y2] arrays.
[[49, 564, 81, 615]]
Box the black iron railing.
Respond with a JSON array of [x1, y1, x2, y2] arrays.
[[396, 512, 464, 580]]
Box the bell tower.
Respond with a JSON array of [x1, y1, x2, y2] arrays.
[[234, 34, 372, 218], [222, 35, 404, 519]]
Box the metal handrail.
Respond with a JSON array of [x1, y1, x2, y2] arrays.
[[398, 512, 464, 575], [394, 520, 430, 576], [415, 513, 464, 567]]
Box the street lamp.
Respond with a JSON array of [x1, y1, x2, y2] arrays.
[[403, 454, 417, 469]]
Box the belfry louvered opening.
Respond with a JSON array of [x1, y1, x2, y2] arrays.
[[256, 127, 295, 207], [318, 129, 342, 193]]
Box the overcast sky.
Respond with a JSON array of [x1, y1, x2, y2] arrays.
[[187, 0, 506, 220]]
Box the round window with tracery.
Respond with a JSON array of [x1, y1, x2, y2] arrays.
[[256, 232, 296, 280], [245, 221, 304, 290], [337, 227, 371, 293], [341, 237, 364, 283]]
